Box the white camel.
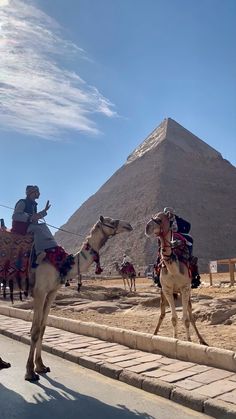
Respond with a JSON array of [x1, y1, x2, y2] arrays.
[[25, 215, 132, 381], [145, 211, 207, 345], [114, 262, 136, 292]]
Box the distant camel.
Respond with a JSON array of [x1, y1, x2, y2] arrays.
[[114, 262, 136, 292], [24, 216, 133, 381], [145, 211, 207, 345]]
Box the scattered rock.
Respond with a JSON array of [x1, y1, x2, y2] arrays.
[[224, 319, 232, 325]]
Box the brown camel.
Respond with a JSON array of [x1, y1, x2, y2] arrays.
[[114, 262, 136, 292], [25, 215, 132, 381], [145, 211, 207, 345]]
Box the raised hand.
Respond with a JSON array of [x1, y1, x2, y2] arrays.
[[44, 200, 51, 212], [30, 213, 41, 222]]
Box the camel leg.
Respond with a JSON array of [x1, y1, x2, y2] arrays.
[[181, 286, 191, 341], [131, 276, 136, 292], [163, 290, 178, 338], [129, 276, 133, 292], [134, 277, 136, 292], [154, 291, 167, 335], [188, 299, 208, 345], [25, 291, 46, 381], [35, 289, 58, 374], [126, 276, 131, 292], [128, 277, 132, 292]]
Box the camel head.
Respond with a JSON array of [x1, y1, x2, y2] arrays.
[[98, 216, 133, 237], [145, 212, 170, 238]]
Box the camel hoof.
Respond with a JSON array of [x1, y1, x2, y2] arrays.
[[35, 366, 50, 374], [25, 371, 40, 381]]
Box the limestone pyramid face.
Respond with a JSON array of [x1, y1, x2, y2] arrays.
[[55, 118, 236, 272]]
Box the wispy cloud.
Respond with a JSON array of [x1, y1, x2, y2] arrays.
[[0, 0, 116, 139]]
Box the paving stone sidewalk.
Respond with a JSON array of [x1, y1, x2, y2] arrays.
[[1, 314, 236, 418]]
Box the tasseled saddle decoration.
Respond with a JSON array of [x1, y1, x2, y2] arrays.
[[84, 242, 103, 274], [45, 246, 75, 278]]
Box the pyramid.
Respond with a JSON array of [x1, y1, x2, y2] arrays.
[[55, 118, 236, 272]]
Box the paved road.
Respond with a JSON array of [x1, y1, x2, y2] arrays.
[[0, 335, 211, 419]]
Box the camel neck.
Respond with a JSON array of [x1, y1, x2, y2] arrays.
[[160, 230, 172, 257], [87, 228, 108, 252]]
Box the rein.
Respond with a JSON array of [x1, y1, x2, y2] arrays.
[[83, 242, 103, 274], [80, 219, 120, 276], [99, 219, 119, 236], [152, 217, 172, 259], [153, 216, 191, 276]]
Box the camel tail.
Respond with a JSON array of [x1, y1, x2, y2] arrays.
[[173, 293, 178, 300]]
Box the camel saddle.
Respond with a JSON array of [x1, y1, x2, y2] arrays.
[[0, 228, 33, 282], [171, 232, 201, 288], [0, 228, 74, 281], [171, 232, 190, 261], [121, 262, 136, 276]]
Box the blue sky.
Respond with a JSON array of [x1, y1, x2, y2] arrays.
[[0, 0, 235, 231]]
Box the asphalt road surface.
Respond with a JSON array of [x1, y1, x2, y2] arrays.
[[0, 335, 212, 419]]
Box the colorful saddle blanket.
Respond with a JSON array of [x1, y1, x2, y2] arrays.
[[0, 229, 74, 282], [121, 263, 136, 276], [44, 246, 75, 278], [172, 232, 190, 261], [0, 229, 33, 281]]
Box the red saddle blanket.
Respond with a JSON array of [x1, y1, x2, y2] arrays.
[[44, 246, 74, 277], [172, 232, 190, 261], [0, 229, 73, 282], [173, 232, 187, 246], [121, 263, 136, 276], [0, 229, 33, 281]]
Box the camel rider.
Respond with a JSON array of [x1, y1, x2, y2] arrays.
[[121, 254, 132, 267], [12, 185, 58, 263], [121, 253, 135, 276], [163, 207, 201, 288], [163, 207, 193, 255]]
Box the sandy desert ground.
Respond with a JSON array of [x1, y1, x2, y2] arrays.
[[1, 272, 236, 352], [46, 273, 236, 352]]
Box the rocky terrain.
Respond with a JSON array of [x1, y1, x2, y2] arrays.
[[6, 273, 236, 352]]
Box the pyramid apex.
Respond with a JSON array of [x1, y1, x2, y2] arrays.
[[126, 118, 167, 164], [165, 118, 221, 158], [126, 117, 221, 164]]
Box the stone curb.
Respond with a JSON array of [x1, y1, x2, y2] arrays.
[[1, 319, 236, 418], [142, 377, 173, 399], [1, 305, 236, 373], [100, 363, 123, 379], [170, 388, 207, 412], [204, 399, 236, 419], [119, 370, 144, 389]]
